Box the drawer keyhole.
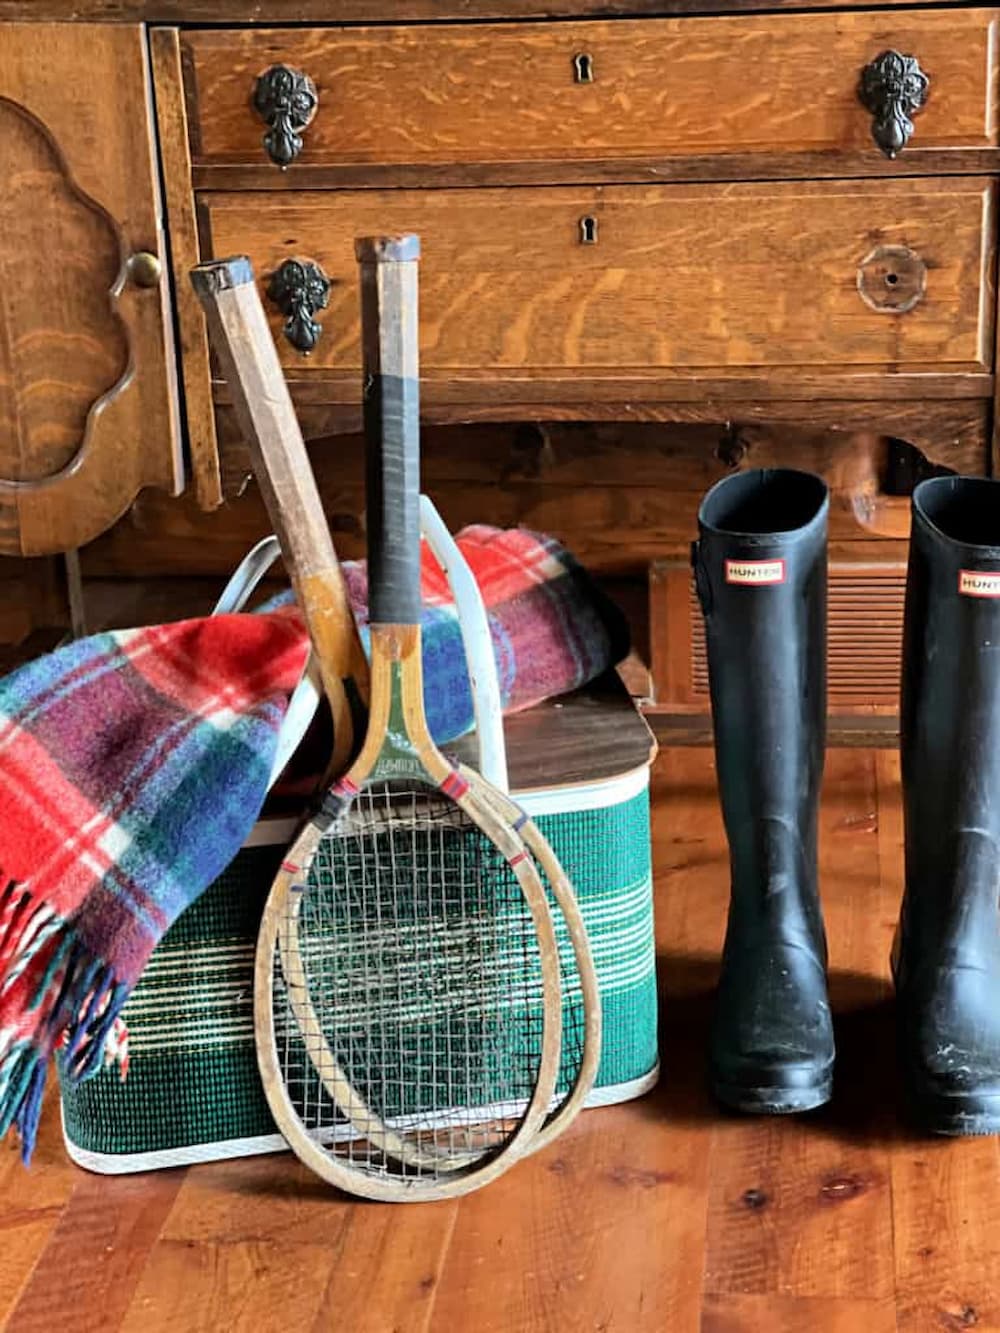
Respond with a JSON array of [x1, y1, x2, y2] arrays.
[[579, 215, 598, 245], [573, 52, 594, 84]]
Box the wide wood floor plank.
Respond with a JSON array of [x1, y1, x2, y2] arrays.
[[0, 1093, 82, 1322], [702, 1292, 898, 1332], [156, 1150, 354, 1245], [6, 1152, 184, 1332], [311, 1200, 459, 1333], [142, 1148, 460, 1331], [118, 1239, 339, 1333], [704, 750, 895, 1301], [429, 1102, 702, 1333], [0, 1216, 60, 1329]]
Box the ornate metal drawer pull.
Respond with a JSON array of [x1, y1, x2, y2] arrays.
[[253, 65, 319, 168], [858, 50, 929, 159], [266, 258, 330, 353]]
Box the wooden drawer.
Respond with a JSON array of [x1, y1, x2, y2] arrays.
[[201, 177, 995, 396], [184, 11, 998, 173]]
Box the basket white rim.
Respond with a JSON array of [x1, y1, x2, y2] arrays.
[[60, 1062, 660, 1175], [247, 762, 650, 848]]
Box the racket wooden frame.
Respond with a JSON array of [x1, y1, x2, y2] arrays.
[[193, 244, 596, 1198], [190, 258, 364, 775], [466, 775, 603, 1152], [199, 241, 564, 1201], [256, 630, 565, 1198]]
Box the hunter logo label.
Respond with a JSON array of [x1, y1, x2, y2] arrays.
[[959, 570, 1000, 598], [725, 559, 786, 586]]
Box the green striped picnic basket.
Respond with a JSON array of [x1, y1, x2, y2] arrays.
[[58, 755, 658, 1171]]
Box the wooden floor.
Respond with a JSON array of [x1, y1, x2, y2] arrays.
[[2, 746, 998, 1333]]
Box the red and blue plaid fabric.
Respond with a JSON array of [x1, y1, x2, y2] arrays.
[[0, 526, 626, 1161]]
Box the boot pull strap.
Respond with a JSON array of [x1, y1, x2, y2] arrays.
[[691, 540, 713, 617]]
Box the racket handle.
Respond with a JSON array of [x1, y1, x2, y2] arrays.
[[356, 235, 422, 628], [190, 256, 365, 772]]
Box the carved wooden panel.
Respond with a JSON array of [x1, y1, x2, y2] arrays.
[[0, 24, 182, 556], [0, 102, 129, 486]]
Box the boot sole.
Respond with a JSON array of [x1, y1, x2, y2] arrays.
[[905, 1084, 1000, 1137], [712, 1074, 832, 1116]]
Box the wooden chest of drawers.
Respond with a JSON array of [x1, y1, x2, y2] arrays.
[[164, 8, 1000, 453], [2, 1, 999, 733]]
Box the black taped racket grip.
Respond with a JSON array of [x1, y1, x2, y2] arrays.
[[357, 235, 422, 628]]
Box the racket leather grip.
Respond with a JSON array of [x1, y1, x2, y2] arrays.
[[357, 235, 422, 628]]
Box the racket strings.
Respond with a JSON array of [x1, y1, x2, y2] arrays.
[[273, 781, 548, 1181]]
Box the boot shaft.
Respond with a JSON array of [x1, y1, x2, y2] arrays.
[[900, 476, 1000, 966], [693, 469, 828, 870], [903, 477, 1000, 835]]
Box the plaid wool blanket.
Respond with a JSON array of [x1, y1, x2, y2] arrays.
[[0, 526, 627, 1161]]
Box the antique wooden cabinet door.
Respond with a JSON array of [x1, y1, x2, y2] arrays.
[[0, 24, 182, 556]]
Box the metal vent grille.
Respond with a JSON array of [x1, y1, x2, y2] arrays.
[[689, 568, 906, 709]]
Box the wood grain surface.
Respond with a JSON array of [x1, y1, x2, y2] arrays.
[[0, 24, 182, 556], [150, 27, 221, 511], [212, 412, 989, 517], [80, 418, 984, 579], [191, 147, 1000, 193], [184, 13, 998, 169], [209, 401, 990, 488], [0, 0, 985, 18], [449, 671, 656, 791], [201, 179, 996, 391], [6, 747, 1000, 1331], [213, 378, 996, 430]]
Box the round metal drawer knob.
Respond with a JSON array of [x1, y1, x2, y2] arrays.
[[129, 251, 163, 288], [857, 245, 926, 314]]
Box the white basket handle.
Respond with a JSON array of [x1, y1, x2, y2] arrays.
[[419, 496, 508, 793], [212, 535, 282, 614], [213, 507, 508, 793], [210, 536, 323, 792]]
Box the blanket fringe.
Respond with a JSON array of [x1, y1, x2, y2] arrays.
[[0, 880, 129, 1163]]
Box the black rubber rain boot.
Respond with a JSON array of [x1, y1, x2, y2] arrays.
[[896, 475, 1000, 1135], [694, 468, 834, 1114]]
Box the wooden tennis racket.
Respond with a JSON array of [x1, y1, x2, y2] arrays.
[[190, 258, 364, 774], [192, 243, 599, 1195], [202, 238, 566, 1200]]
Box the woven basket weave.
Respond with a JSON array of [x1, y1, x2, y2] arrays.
[[60, 767, 658, 1171]]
